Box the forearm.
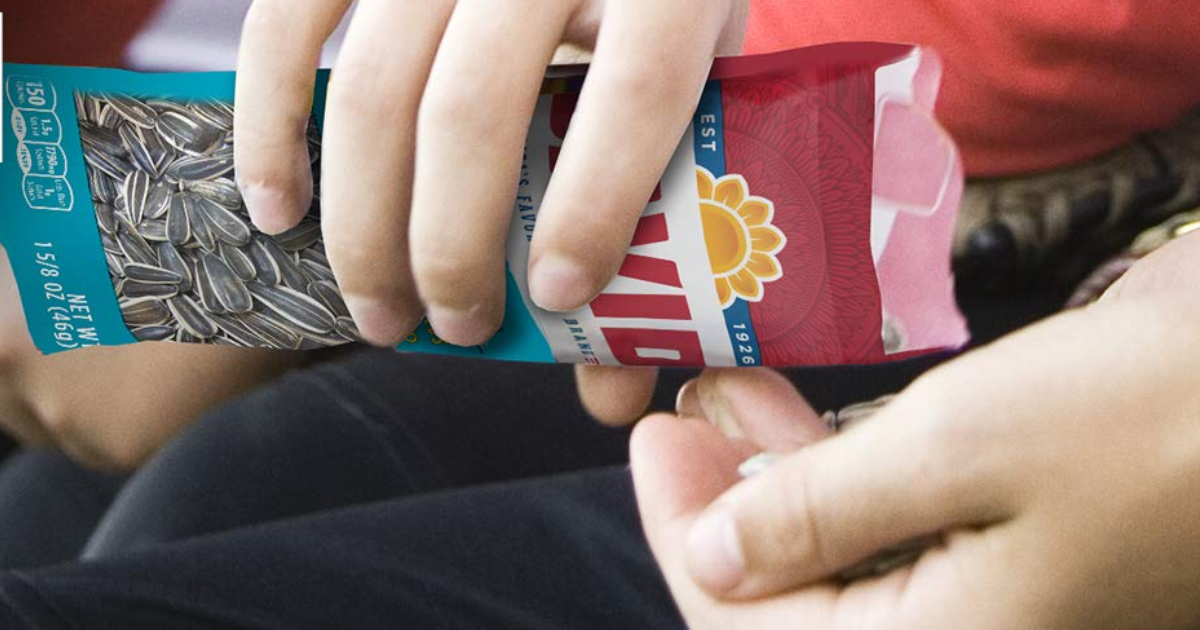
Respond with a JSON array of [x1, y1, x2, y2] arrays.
[[21, 344, 302, 472]]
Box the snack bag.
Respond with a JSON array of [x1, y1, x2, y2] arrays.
[[1, 42, 968, 367]]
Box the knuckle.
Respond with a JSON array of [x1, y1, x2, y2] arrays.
[[325, 237, 407, 298], [233, 110, 310, 177], [410, 247, 501, 303], [534, 213, 638, 278], [598, 60, 695, 106], [327, 63, 415, 129], [234, 152, 306, 193], [417, 84, 499, 140]]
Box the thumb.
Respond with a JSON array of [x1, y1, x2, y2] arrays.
[[683, 383, 1014, 600]]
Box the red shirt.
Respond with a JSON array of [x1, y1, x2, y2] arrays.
[[6, 1, 161, 67], [13, 1, 1200, 177], [747, 0, 1200, 176]]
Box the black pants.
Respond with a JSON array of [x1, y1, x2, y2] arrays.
[[0, 273, 1064, 630], [0, 343, 944, 629], [0, 450, 125, 569]]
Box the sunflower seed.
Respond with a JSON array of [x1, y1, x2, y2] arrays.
[[111, 201, 135, 231], [210, 142, 234, 161], [307, 281, 349, 318], [219, 242, 256, 282], [185, 179, 242, 209], [297, 336, 343, 350], [299, 259, 336, 285], [164, 154, 234, 181], [299, 247, 330, 267], [123, 281, 179, 300], [143, 182, 172, 220], [137, 219, 169, 242], [246, 282, 335, 334], [167, 295, 217, 339], [89, 169, 119, 204], [156, 110, 221, 155], [185, 195, 218, 251], [156, 242, 194, 293], [167, 193, 192, 245], [118, 123, 169, 177], [334, 316, 362, 342], [104, 93, 158, 128], [86, 96, 106, 126], [97, 103, 123, 130], [260, 238, 309, 291], [79, 122, 123, 153], [84, 146, 133, 180], [241, 311, 303, 349], [132, 325, 175, 342], [105, 252, 125, 278], [275, 221, 321, 251], [95, 203, 118, 235], [74, 92, 89, 122], [192, 259, 226, 315], [122, 170, 153, 224], [124, 263, 182, 285], [117, 229, 157, 266], [208, 313, 264, 348], [201, 253, 254, 314], [247, 238, 283, 286], [193, 195, 252, 246], [121, 298, 171, 327], [146, 99, 194, 117], [100, 232, 121, 256], [177, 330, 202, 344], [188, 100, 234, 131]]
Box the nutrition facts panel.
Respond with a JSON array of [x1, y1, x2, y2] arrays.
[[6, 75, 75, 212]]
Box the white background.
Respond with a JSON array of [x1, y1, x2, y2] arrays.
[[127, 1, 352, 71]]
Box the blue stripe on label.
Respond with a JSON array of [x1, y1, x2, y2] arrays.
[[693, 81, 764, 367], [722, 300, 761, 367], [3, 66, 136, 354], [395, 268, 554, 363], [693, 81, 727, 176]]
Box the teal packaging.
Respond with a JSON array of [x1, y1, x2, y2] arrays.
[[1, 44, 970, 367]]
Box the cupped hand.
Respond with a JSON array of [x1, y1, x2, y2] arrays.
[[234, 0, 749, 347], [633, 293, 1200, 630]]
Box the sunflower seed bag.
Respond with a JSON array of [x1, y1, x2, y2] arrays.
[[1, 43, 967, 367]]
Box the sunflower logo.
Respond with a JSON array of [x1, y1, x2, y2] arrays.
[[696, 167, 786, 309]]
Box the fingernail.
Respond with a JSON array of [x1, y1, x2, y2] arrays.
[[686, 508, 745, 593], [737, 452, 782, 478], [426, 303, 500, 347], [676, 380, 703, 419], [344, 295, 408, 347], [239, 181, 299, 236], [699, 373, 744, 439], [529, 254, 593, 312]]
